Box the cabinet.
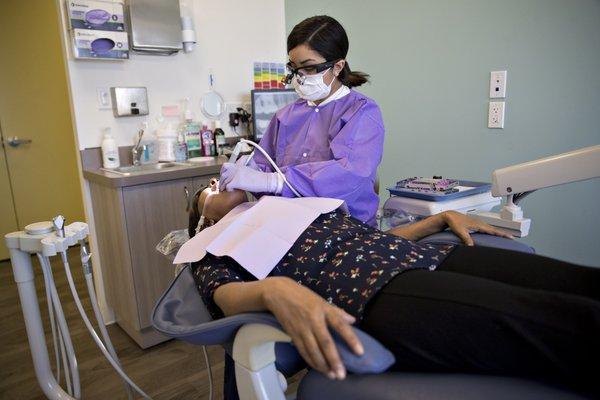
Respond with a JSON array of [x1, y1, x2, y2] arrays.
[[89, 176, 211, 348]]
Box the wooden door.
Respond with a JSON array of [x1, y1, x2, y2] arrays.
[[0, 0, 84, 256]]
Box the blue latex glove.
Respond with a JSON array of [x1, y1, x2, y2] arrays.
[[220, 163, 283, 193]]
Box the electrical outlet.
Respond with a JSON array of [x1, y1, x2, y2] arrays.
[[489, 70, 507, 98], [488, 101, 505, 129]]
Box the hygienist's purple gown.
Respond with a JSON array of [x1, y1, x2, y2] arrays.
[[253, 89, 385, 226]]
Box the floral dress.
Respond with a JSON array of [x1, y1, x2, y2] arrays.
[[192, 210, 455, 320]]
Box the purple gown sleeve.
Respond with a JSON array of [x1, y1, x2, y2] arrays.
[[252, 115, 278, 173], [280, 104, 384, 205]]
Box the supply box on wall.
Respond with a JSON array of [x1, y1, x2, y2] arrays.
[[66, 0, 129, 60]]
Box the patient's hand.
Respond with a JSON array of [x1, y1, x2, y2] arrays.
[[443, 211, 513, 246], [263, 277, 364, 380]]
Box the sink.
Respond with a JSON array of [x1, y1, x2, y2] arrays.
[[102, 162, 194, 175]]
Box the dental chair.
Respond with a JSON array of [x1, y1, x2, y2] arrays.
[[154, 145, 600, 399], [152, 233, 590, 400]]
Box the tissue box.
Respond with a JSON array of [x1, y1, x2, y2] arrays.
[[72, 29, 129, 59], [67, 0, 125, 32]]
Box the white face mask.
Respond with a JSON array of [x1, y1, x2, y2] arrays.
[[292, 68, 334, 101]]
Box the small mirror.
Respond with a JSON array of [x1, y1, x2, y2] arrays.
[[200, 91, 225, 119]]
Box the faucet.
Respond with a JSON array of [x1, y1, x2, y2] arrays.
[[132, 126, 146, 166]]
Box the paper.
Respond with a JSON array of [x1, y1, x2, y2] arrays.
[[173, 196, 344, 279]]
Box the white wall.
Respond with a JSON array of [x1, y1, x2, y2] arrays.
[[57, 0, 286, 320], [64, 0, 287, 149]]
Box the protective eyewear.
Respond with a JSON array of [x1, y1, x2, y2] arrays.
[[282, 60, 338, 85]]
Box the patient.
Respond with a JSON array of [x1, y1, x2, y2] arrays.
[[190, 188, 599, 395]]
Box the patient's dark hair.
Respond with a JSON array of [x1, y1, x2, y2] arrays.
[[287, 15, 369, 88]]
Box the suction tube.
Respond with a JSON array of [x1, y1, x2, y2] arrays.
[[240, 139, 302, 197], [58, 251, 152, 399]]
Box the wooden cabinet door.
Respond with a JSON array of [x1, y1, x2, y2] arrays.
[[123, 178, 193, 328]]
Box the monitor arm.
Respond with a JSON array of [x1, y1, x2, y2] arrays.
[[469, 145, 600, 237]]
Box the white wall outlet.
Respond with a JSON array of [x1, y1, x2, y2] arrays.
[[489, 70, 507, 98], [96, 87, 111, 110], [488, 101, 505, 129]]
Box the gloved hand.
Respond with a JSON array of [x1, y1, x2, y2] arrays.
[[220, 163, 283, 193]]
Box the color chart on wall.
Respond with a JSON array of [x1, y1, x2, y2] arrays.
[[254, 62, 286, 89]]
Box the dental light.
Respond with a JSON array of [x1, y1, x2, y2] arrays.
[[469, 144, 600, 237]]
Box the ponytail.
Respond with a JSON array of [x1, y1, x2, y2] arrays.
[[338, 62, 369, 88]]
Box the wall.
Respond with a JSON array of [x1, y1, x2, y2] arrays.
[[62, 0, 287, 148], [286, 0, 600, 266], [57, 0, 286, 319]]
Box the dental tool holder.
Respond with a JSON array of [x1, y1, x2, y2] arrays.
[[4, 221, 90, 400], [468, 195, 531, 237], [6, 221, 89, 257]]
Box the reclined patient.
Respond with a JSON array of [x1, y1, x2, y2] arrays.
[[189, 187, 599, 396]]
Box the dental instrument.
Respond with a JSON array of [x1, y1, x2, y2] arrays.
[[5, 217, 151, 400], [229, 139, 302, 197], [469, 144, 600, 237]]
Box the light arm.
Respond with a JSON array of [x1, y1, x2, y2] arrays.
[[492, 144, 600, 196]]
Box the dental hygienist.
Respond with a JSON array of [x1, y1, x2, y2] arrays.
[[220, 15, 384, 226]]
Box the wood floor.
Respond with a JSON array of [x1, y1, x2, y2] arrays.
[[0, 250, 225, 399]]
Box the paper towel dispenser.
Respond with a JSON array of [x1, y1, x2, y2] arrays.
[[129, 0, 182, 55]]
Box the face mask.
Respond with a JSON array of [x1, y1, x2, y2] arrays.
[[292, 68, 334, 101]]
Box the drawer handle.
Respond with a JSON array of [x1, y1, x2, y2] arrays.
[[184, 186, 190, 210]]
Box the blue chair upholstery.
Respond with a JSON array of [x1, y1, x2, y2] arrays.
[[152, 234, 591, 399]]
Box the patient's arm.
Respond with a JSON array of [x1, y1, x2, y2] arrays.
[[388, 211, 513, 246], [214, 277, 363, 381]]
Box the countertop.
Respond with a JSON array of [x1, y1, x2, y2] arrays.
[[83, 156, 227, 188]]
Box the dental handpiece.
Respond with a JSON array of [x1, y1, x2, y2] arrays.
[[52, 215, 66, 238], [228, 141, 243, 164]]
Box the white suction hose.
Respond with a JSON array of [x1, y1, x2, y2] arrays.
[[238, 139, 302, 197], [58, 251, 152, 400], [37, 254, 81, 399], [41, 256, 62, 381], [80, 241, 134, 400]]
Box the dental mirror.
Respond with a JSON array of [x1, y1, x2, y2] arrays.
[[200, 70, 226, 119]]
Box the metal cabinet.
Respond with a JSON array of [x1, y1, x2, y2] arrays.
[[90, 175, 211, 348]]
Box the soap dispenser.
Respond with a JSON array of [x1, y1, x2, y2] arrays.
[[101, 127, 120, 168]]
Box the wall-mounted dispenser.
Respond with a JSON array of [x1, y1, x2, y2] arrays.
[[67, 0, 129, 60], [179, 0, 196, 53], [110, 87, 149, 117], [129, 0, 183, 55]]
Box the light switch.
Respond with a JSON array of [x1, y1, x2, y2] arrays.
[[489, 70, 507, 98], [110, 87, 149, 117], [96, 88, 111, 110]]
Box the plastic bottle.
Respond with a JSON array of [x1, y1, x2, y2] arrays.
[[175, 133, 188, 162], [183, 109, 202, 158], [157, 122, 178, 162], [140, 121, 158, 164], [214, 120, 226, 155], [101, 128, 120, 168], [201, 121, 214, 156]]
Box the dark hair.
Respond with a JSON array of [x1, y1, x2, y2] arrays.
[[287, 16, 369, 88]]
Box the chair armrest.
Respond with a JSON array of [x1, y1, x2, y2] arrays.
[[152, 266, 395, 373], [231, 323, 395, 375], [418, 231, 535, 253]]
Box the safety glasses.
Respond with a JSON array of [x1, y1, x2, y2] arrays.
[[282, 60, 338, 84]]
